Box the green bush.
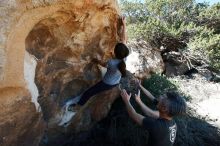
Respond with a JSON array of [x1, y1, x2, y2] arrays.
[[142, 74, 178, 97]]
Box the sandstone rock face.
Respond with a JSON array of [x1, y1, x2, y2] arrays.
[[0, 0, 120, 88], [0, 0, 121, 145], [68, 87, 121, 132], [24, 3, 120, 121], [0, 88, 45, 146]]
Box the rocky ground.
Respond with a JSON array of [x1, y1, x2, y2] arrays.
[[173, 75, 220, 127], [171, 76, 220, 146]]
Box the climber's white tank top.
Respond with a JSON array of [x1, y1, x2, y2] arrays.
[[102, 59, 122, 85]]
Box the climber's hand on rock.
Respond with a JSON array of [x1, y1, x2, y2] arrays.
[[121, 15, 126, 26], [92, 58, 107, 67], [110, 51, 114, 57], [91, 58, 100, 64]]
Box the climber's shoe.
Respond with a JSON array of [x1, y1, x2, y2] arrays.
[[67, 104, 81, 112], [62, 95, 81, 107]]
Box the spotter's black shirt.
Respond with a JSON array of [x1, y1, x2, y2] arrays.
[[142, 99, 177, 146]]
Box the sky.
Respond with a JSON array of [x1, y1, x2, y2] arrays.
[[196, 0, 220, 5]]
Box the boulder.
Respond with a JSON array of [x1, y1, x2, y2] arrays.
[[126, 40, 164, 78], [0, 0, 121, 145], [0, 87, 45, 146]]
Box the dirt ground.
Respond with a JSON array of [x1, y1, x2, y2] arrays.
[[172, 75, 220, 127]]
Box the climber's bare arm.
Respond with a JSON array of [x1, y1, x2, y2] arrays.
[[91, 58, 107, 67], [121, 89, 144, 125], [121, 16, 127, 44]]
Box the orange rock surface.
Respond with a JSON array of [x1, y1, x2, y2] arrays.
[[0, 0, 121, 145]]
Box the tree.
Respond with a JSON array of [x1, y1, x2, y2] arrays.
[[119, 0, 220, 71]]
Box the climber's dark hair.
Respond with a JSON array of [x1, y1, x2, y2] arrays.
[[165, 91, 187, 117], [114, 43, 129, 77]]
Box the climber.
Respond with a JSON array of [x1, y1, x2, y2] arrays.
[[120, 79, 186, 146], [68, 16, 129, 111]]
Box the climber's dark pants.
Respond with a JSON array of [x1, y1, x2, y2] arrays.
[[78, 80, 117, 105]]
